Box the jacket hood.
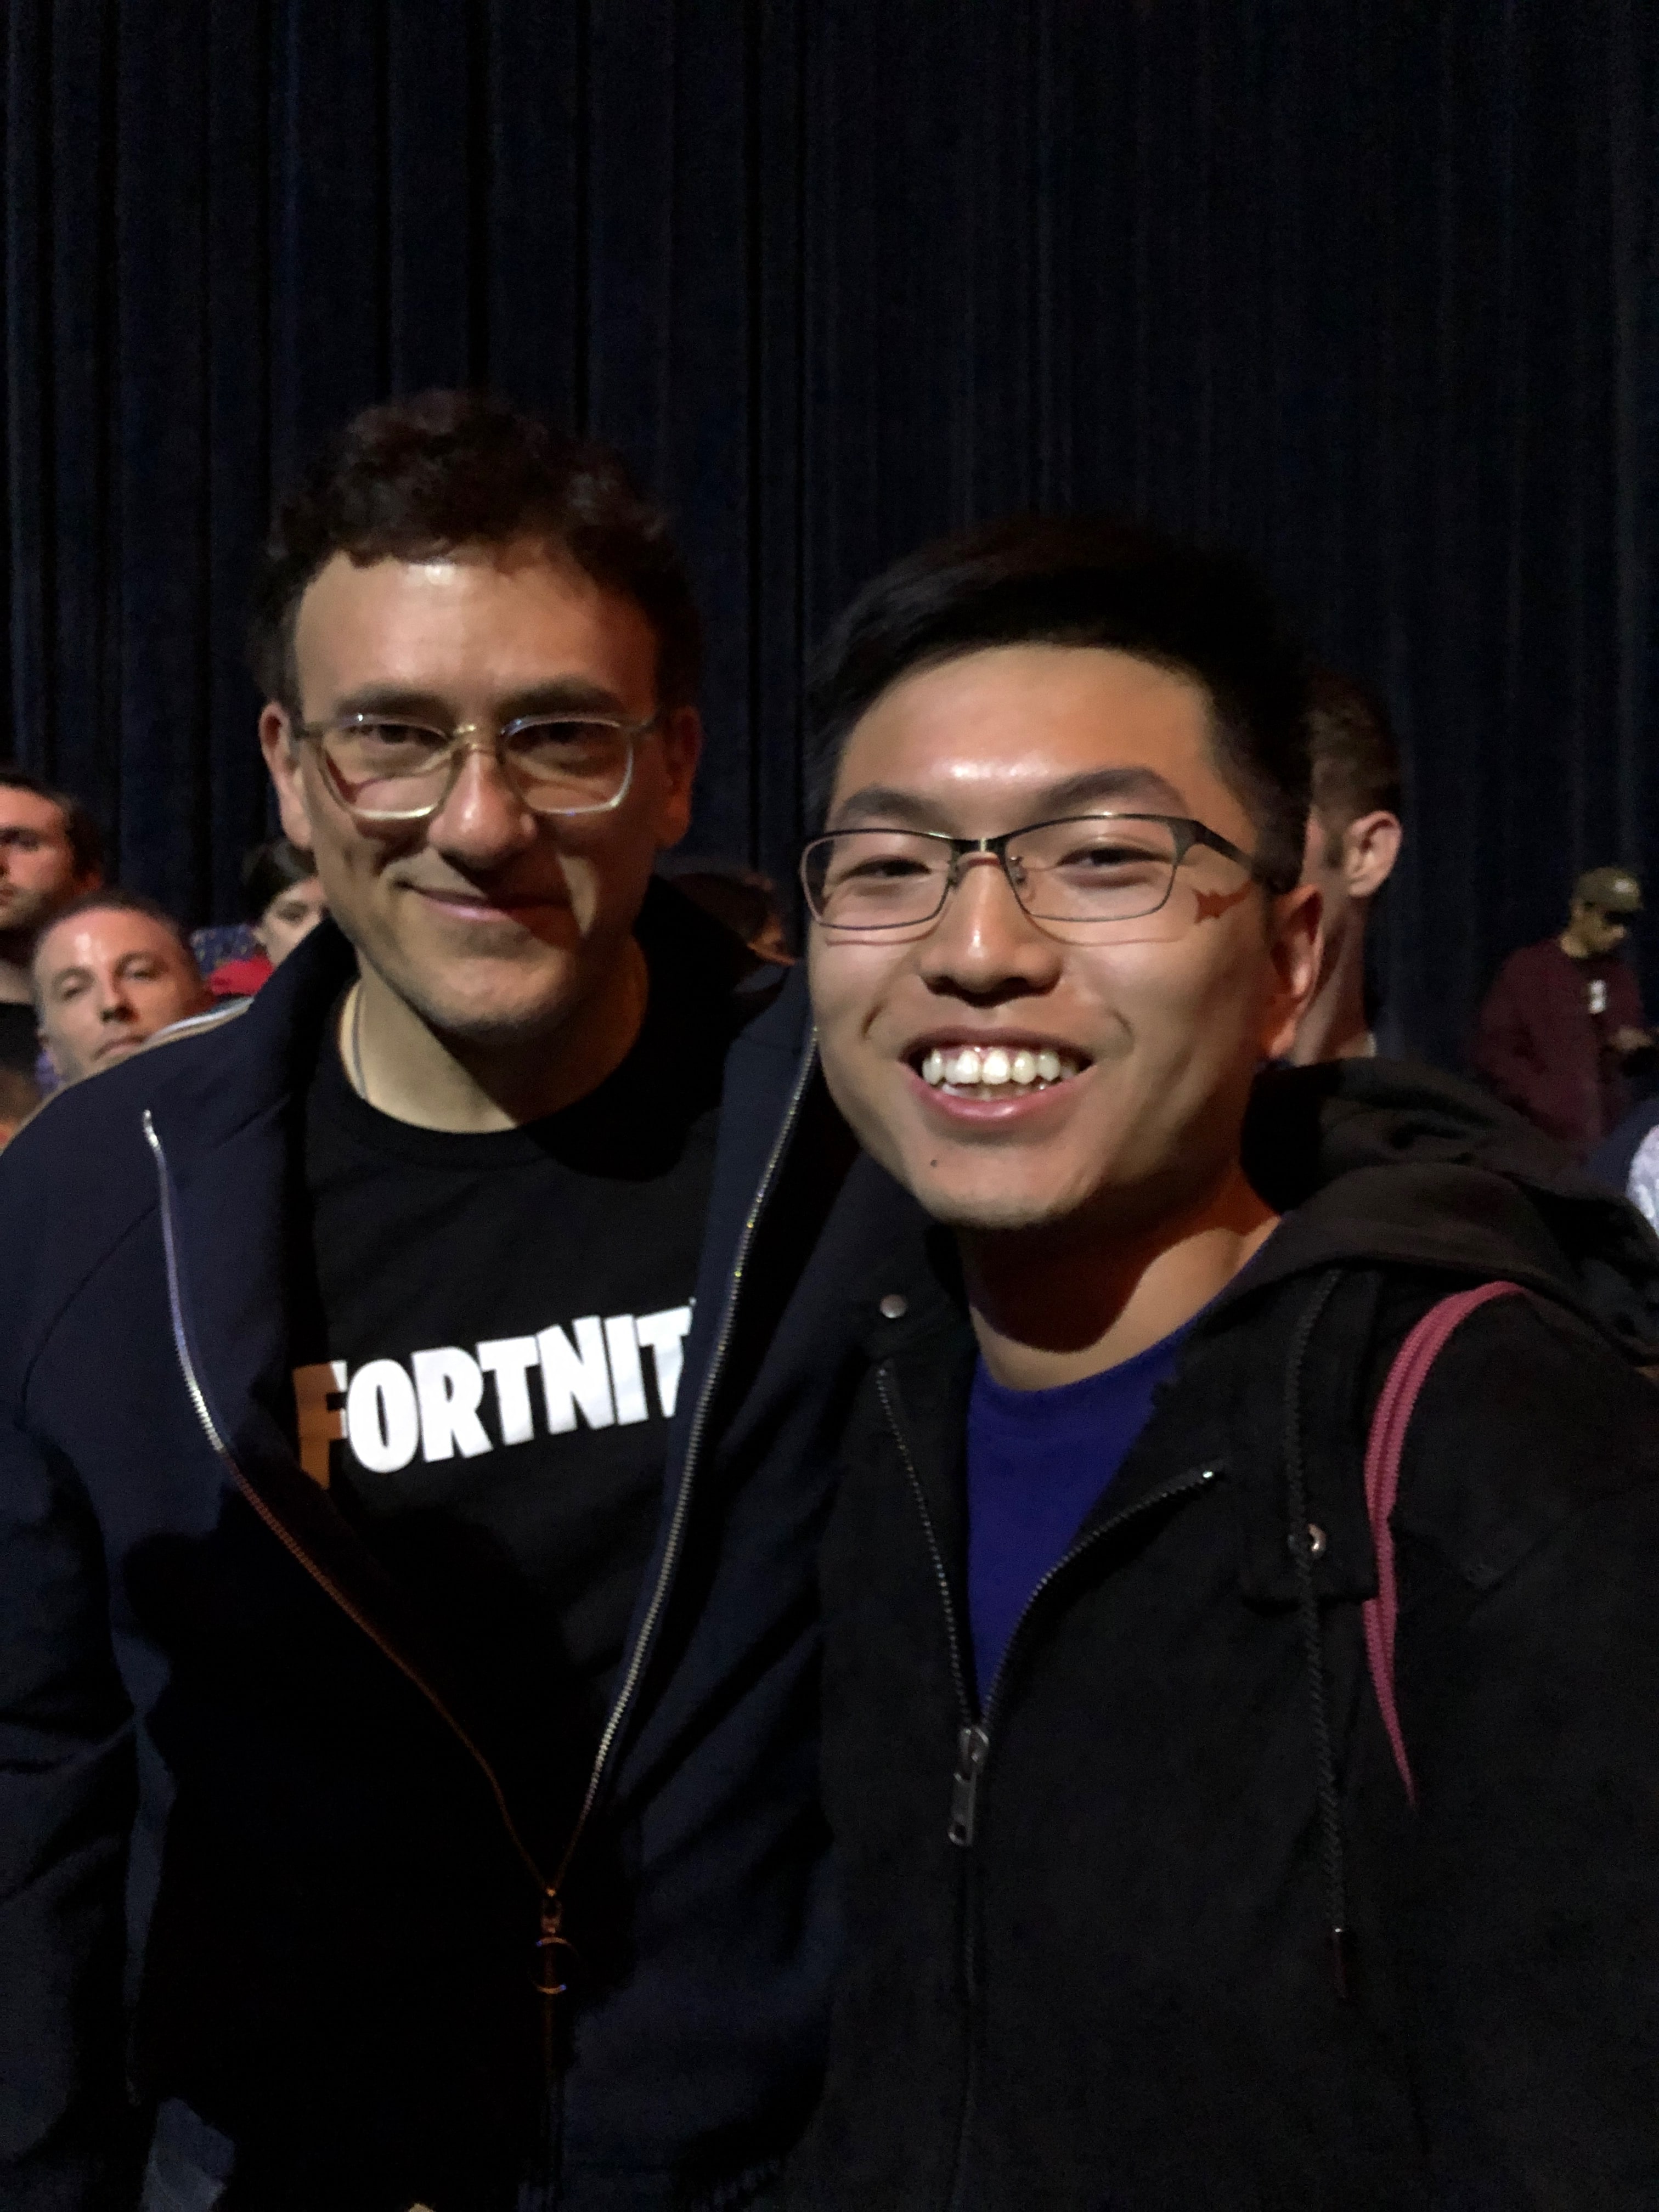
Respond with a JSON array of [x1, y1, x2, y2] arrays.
[[1234, 1058, 1659, 1358]]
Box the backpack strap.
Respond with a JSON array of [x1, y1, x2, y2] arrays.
[[1362, 1281, 1526, 1804]]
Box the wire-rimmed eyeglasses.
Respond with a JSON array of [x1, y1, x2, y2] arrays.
[[800, 812, 1271, 935], [297, 710, 663, 823]]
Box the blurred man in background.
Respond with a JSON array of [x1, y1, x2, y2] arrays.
[[32, 888, 212, 1085], [1288, 670, 1403, 1063], [206, 836, 328, 997], [661, 855, 794, 963], [0, 765, 104, 1076], [1474, 866, 1650, 1155], [0, 1064, 39, 1145]]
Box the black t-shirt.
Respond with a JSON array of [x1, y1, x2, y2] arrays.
[[0, 1001, 40, 1076], [291, 988, 725, 1802]]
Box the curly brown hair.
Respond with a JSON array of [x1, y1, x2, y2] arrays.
[[248, 390, 702, 717]]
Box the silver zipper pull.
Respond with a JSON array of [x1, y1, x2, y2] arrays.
[[949, 1723, 991, 1847]]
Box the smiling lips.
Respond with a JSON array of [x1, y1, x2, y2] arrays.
[[917, 1042, 1084, 1101], [412, 885, 556, 920]]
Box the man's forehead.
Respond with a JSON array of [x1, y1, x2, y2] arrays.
[[834, 645, 1226, 825], [0, 788, 70, 837], [39, 913, 182, 973], [848, 644, 1212, 757], [291, 544, 647, 696]]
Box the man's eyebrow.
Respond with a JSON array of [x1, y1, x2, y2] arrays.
[[1024, 765, 1191, 815], [828, 764, 1191, 832], [321, 678, 631, 723], [828, 786, 955, 832]]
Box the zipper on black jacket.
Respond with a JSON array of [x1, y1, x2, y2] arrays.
[[550, 1039, 818, 1891], [143, 1114, 553, 1857], [958, 1468, 1221, 1841], [877, 1363, 1221, 2211], [878, 1361, 1221, 1844], [143, 1050, 815, 2165]]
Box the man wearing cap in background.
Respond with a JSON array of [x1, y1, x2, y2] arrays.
[[1474, 865, 1650, 1156]]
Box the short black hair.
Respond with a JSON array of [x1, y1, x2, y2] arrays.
[[249, 389, 702, 716], [0, 764, 106, 881], [805, 515, 1311, 891], [32, 888, 199, 980], [1306, 669, 1402, 856], [240, 837, 317, 924]]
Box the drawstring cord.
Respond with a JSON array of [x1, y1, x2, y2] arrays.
[[1283, 1268, 1355, 1999]]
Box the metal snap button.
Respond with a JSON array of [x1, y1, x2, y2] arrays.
[[878, 1292, 909, 1321], [1288, 1521, 1328, 1560]]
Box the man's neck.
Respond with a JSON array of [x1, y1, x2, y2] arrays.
[[1289, 912, 1371, 1064], [0, 932, 35, 1007], [344, 938, 650, 1132], [961, 1162, 1279, 1392]]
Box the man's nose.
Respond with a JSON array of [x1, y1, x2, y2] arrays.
[[425, 743, 541, 866], [97, 975, 137, 1021], [916, 854, 1063, 996]]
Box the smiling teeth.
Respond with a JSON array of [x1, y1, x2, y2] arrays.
[[919, 1045, 1080, 1092]]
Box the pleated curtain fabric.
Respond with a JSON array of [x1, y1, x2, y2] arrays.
[[3, 0, 1656, 1069]]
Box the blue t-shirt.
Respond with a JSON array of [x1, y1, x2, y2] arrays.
[[966, 1323, 1192, 1703]]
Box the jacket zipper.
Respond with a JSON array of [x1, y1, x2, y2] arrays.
[[877, 1362, 1219, 2208], [143, 1110, 546, 1876], [144, 1046, 814, 2038], [550, 1039, 819, 1889], [967, 1463, 1222, 1832], [878, 1359, 1221, 1839]]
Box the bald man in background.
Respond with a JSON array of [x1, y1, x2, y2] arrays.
[[32, 889, 212, 1086]]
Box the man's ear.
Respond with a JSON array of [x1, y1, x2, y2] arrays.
[[652, 706, 703, 852], [1260, 882, 1324, 1060], [1342, 810, 1402, 901], [259, 706, 317, 850]]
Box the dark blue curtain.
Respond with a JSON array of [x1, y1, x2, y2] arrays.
[[3, 1, 1656, 1067]]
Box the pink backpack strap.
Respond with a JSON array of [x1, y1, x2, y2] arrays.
[[1362, 1281, 1526, 1803]]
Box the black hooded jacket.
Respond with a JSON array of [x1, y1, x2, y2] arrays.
[[786, 1060, 1659, 2212], [0, 887, 915, 2212]]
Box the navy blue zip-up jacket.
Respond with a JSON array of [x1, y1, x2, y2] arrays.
[[0, 886, 912, 2212]]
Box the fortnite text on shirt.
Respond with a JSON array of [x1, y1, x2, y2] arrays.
[[293, 1302, 693, 1487]]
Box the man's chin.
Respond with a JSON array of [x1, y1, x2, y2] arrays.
[[394, 974, 592, 1054], [902, 1164, 1098, 1238]]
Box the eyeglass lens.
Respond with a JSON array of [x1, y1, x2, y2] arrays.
[[321, 717, 635, 819], [804, 817, 1215, 929]]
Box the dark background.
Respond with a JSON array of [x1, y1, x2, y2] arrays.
[[3, 0, 1656, 1068]]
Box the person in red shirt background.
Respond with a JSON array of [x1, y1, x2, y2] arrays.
[[1473, 865, 1651, 1154], [208, 836, 328, 997]]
